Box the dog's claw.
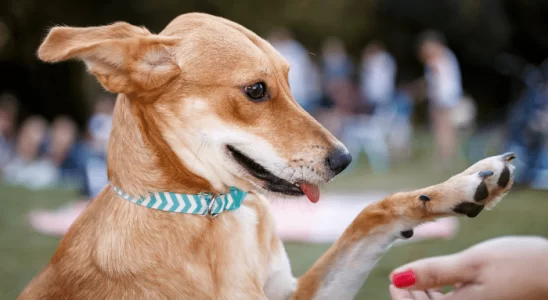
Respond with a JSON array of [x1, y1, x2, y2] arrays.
[[418, 194, 431, 201], [478, 170, 494, 178], [502, 152, 516, 162]]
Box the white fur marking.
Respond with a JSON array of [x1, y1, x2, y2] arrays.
[[313, 228, 397, 300]]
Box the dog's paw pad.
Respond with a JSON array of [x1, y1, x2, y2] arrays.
[[474, 180, 489, 202], [400, 229, 414, 239], [497, 166, 511, 188], [453, 202, 484, 218]]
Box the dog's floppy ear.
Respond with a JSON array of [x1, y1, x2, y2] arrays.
[[38, 22, 180, 95]]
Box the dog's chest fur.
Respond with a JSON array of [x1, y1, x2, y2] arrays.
[[20, 190, 281, 300]]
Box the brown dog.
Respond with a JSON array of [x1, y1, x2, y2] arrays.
[[19, 13, 515, 300]]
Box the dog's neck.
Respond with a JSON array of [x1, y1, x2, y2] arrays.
[[106, 94, 214, 197]]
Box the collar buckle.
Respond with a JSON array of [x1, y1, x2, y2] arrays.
[[207, 193, 219, 218]]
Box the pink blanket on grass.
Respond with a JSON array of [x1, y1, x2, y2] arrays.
[[270, 192, 459, 244]]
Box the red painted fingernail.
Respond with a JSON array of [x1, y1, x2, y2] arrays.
[[391, 269, 416, 288]]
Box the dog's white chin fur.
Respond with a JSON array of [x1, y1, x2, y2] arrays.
[[157, 97, 325, 194]]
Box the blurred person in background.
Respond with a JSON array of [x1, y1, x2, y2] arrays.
[[417, 30, 463, 170], [39, 116, 86, 188], [387, 86, 415, 161], [83, 95, 113, 197], [410, 30, 465, 240], [359, 41, 417, 157], [306, 62, 324, 118], [320, 37, 356, 138], [340, 41, 399, 171], [3, 114, 87, 190], [28, 95, 114, 236], [2, 116, 59, 189], [359, 40, 397, 116], [525, 84, 548, 189], [0, 93, 19, 171], [506, 74, 548, 190], [267, 27, 320, 114]]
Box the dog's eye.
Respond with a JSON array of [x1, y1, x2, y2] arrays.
[[244, 82, 267, 101]]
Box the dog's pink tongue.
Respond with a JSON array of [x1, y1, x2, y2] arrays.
[[299, 183, 320, 203]]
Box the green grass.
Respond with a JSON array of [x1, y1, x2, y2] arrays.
[[1, 133, 547, 299], [0, 186, 80, 299], [286, 186, 548, 300]]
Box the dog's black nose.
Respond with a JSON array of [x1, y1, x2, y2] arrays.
[[326, 148, 352, 175]]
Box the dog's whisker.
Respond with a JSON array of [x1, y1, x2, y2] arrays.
[[287, 169, 297, 184], [192, 138, 208, 167]]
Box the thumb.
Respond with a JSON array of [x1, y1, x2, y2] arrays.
[[390, 253, 479, 290]]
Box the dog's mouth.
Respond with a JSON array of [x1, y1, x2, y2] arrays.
[[226, 145, 320, 203]]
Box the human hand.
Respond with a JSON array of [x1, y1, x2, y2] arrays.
[[388, 236, 548, 300]]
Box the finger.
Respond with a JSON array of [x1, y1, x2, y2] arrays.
[[426, 289, 445, 299], [442, 284, 483, 300], [390, 253, 479, 290], [426, 287, 442, 293], [389, 284, 414, 300], [410, 290, 433, 300]]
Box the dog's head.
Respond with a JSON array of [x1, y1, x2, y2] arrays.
[[37, 13, 351, 202]]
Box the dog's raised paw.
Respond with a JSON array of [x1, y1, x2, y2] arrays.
[[445, 153, 516, 217]]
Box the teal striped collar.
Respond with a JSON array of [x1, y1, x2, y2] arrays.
[[112, 186, 248, 217]]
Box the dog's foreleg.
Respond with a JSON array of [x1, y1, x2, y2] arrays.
[[287, 153, 515, 300], [289, 193, 421, 300]]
